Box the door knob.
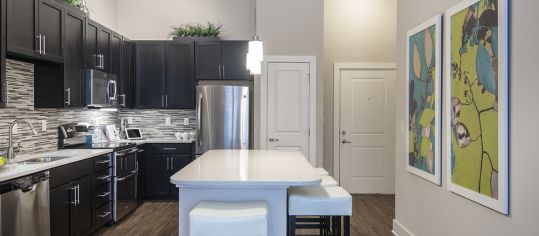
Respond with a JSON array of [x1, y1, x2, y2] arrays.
[[341, 139, 351, 144], [268, 137, 280, 142]]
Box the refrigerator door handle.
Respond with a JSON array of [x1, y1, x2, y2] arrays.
[[197, 93, 203, 147]]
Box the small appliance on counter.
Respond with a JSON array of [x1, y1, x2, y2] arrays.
[[125, 128, 143, 140], [58, 123, 140, 223]]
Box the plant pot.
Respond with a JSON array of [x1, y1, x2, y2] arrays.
[[173, 36, 221, 41]]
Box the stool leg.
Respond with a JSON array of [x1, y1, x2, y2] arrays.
[[289, 215, 296, 236], [343, 216, 350, 236]]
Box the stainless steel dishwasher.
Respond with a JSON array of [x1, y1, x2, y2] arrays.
[[0, 171, 50, 236]]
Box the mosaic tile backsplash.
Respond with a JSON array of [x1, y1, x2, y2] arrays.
[[0, 59, 196, 157]]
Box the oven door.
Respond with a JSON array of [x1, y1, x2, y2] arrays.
[[115, 148, 138, 177], [114, 171, 137, 222]]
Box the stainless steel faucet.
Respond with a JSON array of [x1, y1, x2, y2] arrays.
[[7, 119, 39, 161]]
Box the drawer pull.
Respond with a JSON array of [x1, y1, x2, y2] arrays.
[[97, 192, 111, 198], [97, 160, 111, 164], [98, 212, 111, 218], [97, 175, 111, 180], [163, 148, 177, 151]]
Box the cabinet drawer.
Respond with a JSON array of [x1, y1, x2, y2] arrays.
[[50, 158, 93, 189], [94, 168, 112, 187], [94, 153, 113, 171], [94, 202, 112, 229], [94, 182, 112, 208], [148, 143, 192, 154]]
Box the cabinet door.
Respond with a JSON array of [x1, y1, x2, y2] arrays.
[[120, 38, 132, 108], [195, 41, 221, 80], [85, 21, 99, 69], [6, 0, 37, 57], [98, 28, 111, 72], [169, 154, 193, 197], [71, 175, 93, 236], [222, 41, 251, 80], [146, 154, 172, 198], [1, 0, 8, 108], [165, 41, 195, 109], [50, 183, 74, 236], [136, 147, 146, 203], [63, 10, 85, 107], [134, 42, 165, 109], [38, 0, 63, 62]]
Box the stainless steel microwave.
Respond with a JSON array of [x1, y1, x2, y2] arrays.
[[84, 69, 118, 108]]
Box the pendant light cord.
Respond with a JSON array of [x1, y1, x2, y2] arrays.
[[252, 0, 258, 40]]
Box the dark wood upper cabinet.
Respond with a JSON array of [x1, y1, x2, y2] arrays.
[[222, 41, 250, 80], [195, 41, 251, 81], [120, 37, 132, 108], [99, 28, 111, 72], [6, 0, 63, 62], [6, 0, 37, 57], [111, 33, 121, 79], [63, 9, 85, 108], [195, 41, 221, 80], [134, 42, 165, 109], [85, 21, 99, 69], [37, 0, 63, 62], [165, 41, 195, 109]]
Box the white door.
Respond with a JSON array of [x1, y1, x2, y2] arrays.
[[266, 62, 310, 159], [339, 69, 395, 194]]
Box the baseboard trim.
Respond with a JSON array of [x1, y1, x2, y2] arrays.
[[392, 219, 414, 236]]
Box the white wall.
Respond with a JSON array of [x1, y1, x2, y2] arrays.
[[394, 0, 539, 235], [115, 0, 252, 40], [323, 0, 397, 174], [86, 0, 119, 31]]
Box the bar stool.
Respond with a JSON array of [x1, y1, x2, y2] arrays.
[[189, 201, 268, 236], [288, 186, 352, 236], [314, 167, 329, 176]]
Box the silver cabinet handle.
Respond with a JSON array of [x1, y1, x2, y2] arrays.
[[97, 175, 111, 180], [120, 158, 124, 171], [222, 65, 225, 78], [165, 94, 168, 108], [163, 147, 176, 151], [268, 137, 280, 142], [341, 139, 351, 144], [65, 88, 71, 105], [170, 157, 174, 170], [162, 94, 165, 108], [75, 185, 80, 206], [36, 34, 42, 54], [219, 65, 222, 78], [166, 157, 170, 170], [97, 160, 110, 164], [197, 93, 203, 147], [100, 54, 105, 69], [42, 35, 46, 55], [120, 94, 126, 107], [97, 192, 110, 198], [98, 212, 111, 218], [69, 186, 77, 205]]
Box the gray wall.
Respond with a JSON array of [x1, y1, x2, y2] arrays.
[[323, 0, 397, 175], [394, 0, 539, 235]]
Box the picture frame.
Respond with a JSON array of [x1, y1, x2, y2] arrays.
[[445, 0, 508, 214], [406, 15, 442, 185]]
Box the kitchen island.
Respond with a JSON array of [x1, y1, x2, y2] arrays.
[[170, 149, 321, 236]]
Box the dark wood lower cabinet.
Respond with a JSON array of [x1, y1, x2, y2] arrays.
[[50, 174, 93, 236]]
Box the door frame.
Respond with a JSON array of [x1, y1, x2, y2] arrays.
[[260, 56, 317, 166], [333, 63, 396, 182]]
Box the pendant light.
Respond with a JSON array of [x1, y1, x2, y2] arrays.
[[247, 0, 263, 75]]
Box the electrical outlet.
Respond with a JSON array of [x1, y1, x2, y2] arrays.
[[41, 120, 47, 132], [12, 123, 17, 134], [127, 117, 133, 124], [165, 117, 171, 126], [183, 118, 189, 126]]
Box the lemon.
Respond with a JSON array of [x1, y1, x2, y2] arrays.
[[0, 156, 6, 166]]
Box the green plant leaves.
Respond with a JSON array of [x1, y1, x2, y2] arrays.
[[169, 23, 223, 38]]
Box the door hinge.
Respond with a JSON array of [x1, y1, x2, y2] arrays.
[[307, 73, 311, 81], [308, 129, 311, 136]]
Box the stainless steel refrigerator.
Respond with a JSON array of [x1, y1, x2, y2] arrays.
[[196, 85, 251, 155]]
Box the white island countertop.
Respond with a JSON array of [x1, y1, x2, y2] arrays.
[[0, 149, 113, 182], [171, 149, 322, 187]]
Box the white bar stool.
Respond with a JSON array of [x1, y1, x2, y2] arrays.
[[288, 186, 352, 236], [189, 201, 268, 236], [314, 167, 329, 176]]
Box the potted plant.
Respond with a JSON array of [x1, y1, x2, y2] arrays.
[[66, 0, 89, 14], [169, 23, 223, 41]]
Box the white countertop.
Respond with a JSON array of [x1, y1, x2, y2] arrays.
[[170, 150, 322, 187], [0, 149, 113, 183]]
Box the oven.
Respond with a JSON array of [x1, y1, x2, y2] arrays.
[[113, 147, 138, 222]]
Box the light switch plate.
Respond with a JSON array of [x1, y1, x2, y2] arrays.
[[165, 117, 171, 126], [127, 117, 133, 124], [183, 118, 189, 126], [41, 120, 47, 132]]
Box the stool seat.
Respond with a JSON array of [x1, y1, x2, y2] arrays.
[[289, 186, 352, 216], [189, 201, 268, 236], [320, 176, 338, 187], [314, 167, 329, 176]]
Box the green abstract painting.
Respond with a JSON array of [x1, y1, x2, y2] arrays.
[[446, 0, 508, 214], [406, 15, 441, 185]]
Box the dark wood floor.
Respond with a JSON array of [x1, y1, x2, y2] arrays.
[[95, 194, 395, 236]]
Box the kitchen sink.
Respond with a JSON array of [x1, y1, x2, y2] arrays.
[[19, 156, 71, 164]]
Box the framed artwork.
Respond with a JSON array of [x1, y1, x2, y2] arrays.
[[445, 0, 508, 214], [406, 15, 442, 185]]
